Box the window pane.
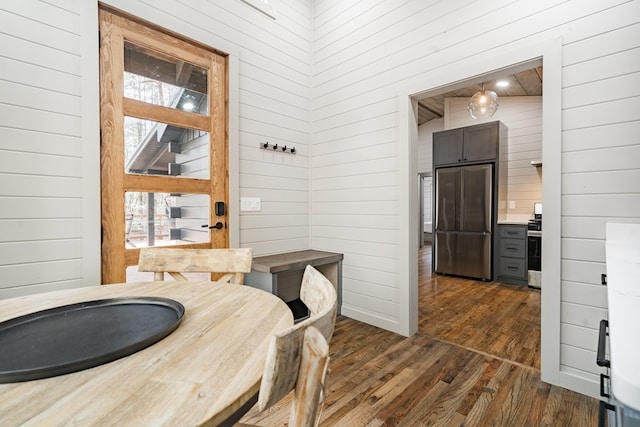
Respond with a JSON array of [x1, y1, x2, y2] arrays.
[[124, 116, 210, 178], [123, 41, 208, 114], [125, 192, 210, 248]]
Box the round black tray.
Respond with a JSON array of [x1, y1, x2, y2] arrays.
[[0, 297, 185, 383]]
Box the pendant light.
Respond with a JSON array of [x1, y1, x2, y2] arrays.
[[467, 83, 499, 119]]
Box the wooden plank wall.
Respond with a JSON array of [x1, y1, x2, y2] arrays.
[[310, 0, 639, 393], [0, 0, 313, 297], [0, 1, 86, 298]]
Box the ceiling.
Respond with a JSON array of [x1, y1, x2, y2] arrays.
[[415, 66, 543, 125]]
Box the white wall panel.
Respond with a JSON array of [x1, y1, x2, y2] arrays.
[[312, 214, 399, 230], [241, 214, 308, 229], [311, 0, 639, 398], [564, 121, 638, 152], [311, 171, 398, 191], [562, 217, 639, 239], [345, 275, 398, 302], [0, 219, 82, 242], [0, 260, 82, 291], [0, 240, 82, 265], [240, 173, 308, 191], [0, 57, 80, 98], [561, 323, 599, 352], [0, 3, 85, 297], [561, 302, 608, 330], [562, 282, 608, 309], [560, 344, 599, 382], [563, 260, 607, 286]]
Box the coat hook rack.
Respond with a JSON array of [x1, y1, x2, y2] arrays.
[[259, 142, 296, 154]]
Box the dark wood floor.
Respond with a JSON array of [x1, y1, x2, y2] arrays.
[[418, 245, 541, 370], [238, 245, 599, 426]]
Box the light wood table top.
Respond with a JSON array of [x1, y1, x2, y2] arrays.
[[0, 281, 293, 426]]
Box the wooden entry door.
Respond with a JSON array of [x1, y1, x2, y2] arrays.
[[99, 9, 229, 284]]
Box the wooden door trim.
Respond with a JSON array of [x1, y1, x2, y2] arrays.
[[99, 8, 229, 284]]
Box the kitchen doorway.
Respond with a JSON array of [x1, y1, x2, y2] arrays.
[[403, 43, 562, 374]]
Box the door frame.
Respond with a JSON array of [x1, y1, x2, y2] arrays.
[[399, 37, 573, 392], [99, 7, 230, 284]]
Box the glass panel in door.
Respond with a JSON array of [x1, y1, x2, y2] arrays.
[[125, 192, 210, 248], [123, 41, 209, 114], [124, 117, 210, 178]]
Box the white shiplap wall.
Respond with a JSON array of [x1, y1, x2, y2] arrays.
[[0, 0, 313, 297], [0, 1, 95, 298], [311, 0, 640, 397]]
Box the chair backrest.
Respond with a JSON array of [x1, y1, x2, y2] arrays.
[[257, 265, 337, 415], [299, 264, 338, 342], [259, 326, 329, 427], [289, 326, 330, 427], [137, 247, 252, 284]]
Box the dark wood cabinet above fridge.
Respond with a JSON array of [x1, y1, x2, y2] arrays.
[[433, 121, 505, 167]]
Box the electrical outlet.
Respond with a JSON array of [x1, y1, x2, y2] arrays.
[[240, 197, 261, 212]]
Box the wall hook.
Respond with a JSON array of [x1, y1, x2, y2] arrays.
[[259, 142, 296, 154]]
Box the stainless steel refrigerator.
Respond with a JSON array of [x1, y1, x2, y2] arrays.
[[434, 164, 493, 280]]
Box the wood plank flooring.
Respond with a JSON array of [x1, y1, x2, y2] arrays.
[[418, 245, 541, 370], [238, 246, 599, 426]]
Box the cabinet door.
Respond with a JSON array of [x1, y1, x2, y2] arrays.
[[433, 128, 463, 166], [462, 122, 498, 162]]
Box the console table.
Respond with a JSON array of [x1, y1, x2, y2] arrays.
[[245, 250, 343, 315]]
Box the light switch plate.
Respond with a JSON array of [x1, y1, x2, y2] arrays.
[[240, 197, 261, 211]]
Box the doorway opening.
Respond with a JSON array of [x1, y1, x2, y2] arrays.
[[410, 57, 548, 370]]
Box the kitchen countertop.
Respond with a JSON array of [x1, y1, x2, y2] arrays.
[[498, 214, 533, 225], [605, 223, 640, 411]]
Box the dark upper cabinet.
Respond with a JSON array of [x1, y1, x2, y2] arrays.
[[433, 121, 501, 166]]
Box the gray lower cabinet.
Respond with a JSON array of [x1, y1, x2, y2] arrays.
[[496, 224, 528, 285]]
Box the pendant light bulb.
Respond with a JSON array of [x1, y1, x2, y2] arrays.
[[468, 83, 499, 119]]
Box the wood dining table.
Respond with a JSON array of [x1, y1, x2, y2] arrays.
[[0, 280, 293, 426]]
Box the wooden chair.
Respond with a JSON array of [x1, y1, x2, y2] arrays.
[[297, 264, 338, 342], [137, 247, 253, 284], [262, 325, 330, 427], [236, 265, 337, 427]]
